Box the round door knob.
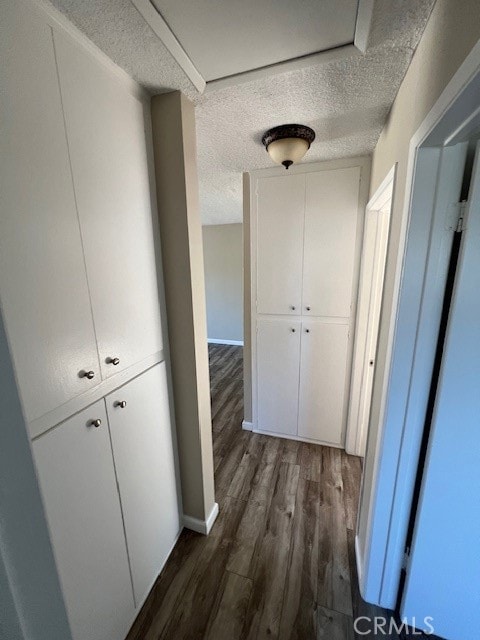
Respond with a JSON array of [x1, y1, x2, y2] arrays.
[[115, 400, 127, 409], [80, 370, 95, 380], [306, 329, 310, 333], [291, 305, 296, 310], [291, 328, 296, 332], [306, 306, 311, 311], [107, 357, 120, 366], [90, 418, 102, 428]]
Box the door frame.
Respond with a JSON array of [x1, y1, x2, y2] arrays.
[[345, 165, 395, 457], [357, 39, 480, 608]]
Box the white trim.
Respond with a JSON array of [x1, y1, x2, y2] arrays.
[[242, 420, 253, 431], [183, 502, 219, 535], [131, 0, 205, 93], [355, 533, 365, 596], [205, 45, 360, 92], [354, 0, 374, 53], [207, 339, 244, 346], [252, 428, 344, 449], [345, 165, 395, 457], [30, 0, 148, 102], [361, 38, 480, 609]]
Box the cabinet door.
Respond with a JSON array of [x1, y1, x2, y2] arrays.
[[303, 167, 360, 318], [256, 319, 301, 435], [256, 174, 305, 315], [106, 363, 180, 607], [32, 401, 135, 640], [298, 321, 349, 445], [54, 32, 163, 379], [0, 0, 100, 422]]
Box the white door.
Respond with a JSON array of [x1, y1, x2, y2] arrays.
[[256, 174, 305, 315], [54, 31, 163, 379], [346, 203, 390, 456], [106, 363, 180, 607], [256, 318, 301, 435], [297, 320, 349, 445], [400, 146, 480, 639], [0, 0, 100, 422], [303, 167, 360, 317], [33, 401, 135, 640]]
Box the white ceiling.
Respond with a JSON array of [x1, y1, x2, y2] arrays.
[[48, 0, 436, 225], [150, 0, 358, 81]]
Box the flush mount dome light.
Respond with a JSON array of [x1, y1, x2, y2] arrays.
[[262, 124, 315, 169]]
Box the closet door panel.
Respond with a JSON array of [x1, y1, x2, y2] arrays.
[[303, 167, 360, 317], [256, 318, 301, 435], [0, 0, 100, 422], [298, 321, 349, 445], [106, 363, 180, 607], [54, 32, 163, 379], [256, 174, 305, 315], [32, 401, 135, 640]]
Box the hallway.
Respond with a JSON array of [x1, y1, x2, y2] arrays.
[[127, 345, 390, 639]]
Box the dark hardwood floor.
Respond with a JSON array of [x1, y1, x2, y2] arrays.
[[126, 344, 409, 640]]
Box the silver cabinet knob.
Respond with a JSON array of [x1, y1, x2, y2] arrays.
[[80, 370, 95, 380], [114, 400, 127, 409], [107, 357, 120, 366], [306, 306, 311, 311], [89, 418, 102, 428]]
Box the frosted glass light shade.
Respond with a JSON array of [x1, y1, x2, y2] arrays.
[[267, 138, 310, 168]]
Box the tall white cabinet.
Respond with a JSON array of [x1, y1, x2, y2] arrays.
[[0, 2, 181, 640], [249, 159, 370, 447]]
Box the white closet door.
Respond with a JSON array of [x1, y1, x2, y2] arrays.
[[256, 318, 301, 435], [298, 321, 349, 445], [0, 0, 100, 422], [54, 31, 163, 379], [303, 167, 360, 317], [106, 363, 180, 607], [32, 401, 135, 640], [256, 174, 305, 315]]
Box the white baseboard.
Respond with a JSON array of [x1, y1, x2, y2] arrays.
[[355, 533, 365, 599], [242, 420, 253, 431], [207, 338, 244, 346], [183, 502, 219, 535]]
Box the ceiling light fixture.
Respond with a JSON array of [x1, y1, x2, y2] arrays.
[[262, 124, 315, 170]]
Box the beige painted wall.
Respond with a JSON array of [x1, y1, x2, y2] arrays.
[[358, 0, 480, 550], [150, 91, 216, 524], [202, 223, 243, 343]]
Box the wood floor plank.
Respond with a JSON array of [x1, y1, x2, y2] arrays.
[[279, 477, 320, 640], [298, 442, 322, 482], [317, 606, 354, 640], [341, 451, 363, 531], [204, 571, 253, 640], [317, 447, 353, 617], [227, 500, 268, 579], [243, 462, 300, 639]]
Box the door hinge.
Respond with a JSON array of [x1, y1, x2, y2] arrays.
[[402, 546, 411, 572], [456, 200, 468, 232]]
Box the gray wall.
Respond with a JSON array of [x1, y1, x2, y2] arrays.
[[203, 223, 243, 343]]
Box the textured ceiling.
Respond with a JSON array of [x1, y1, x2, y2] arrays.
[[49, 0, 436, 225]]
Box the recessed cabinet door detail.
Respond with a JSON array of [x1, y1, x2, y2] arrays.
[[32, 401, 135, 640], [106, 363, 180, 606], [256, 174, 305, 315], [303, 168, 360, 318], [298, 321, 349, 445], [54, 32, 163, 379], [0, 1, 100, 422], [257, 319, 301, 435]]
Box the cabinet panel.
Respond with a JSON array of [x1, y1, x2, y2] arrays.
[[106, 363, 180, 606], [298, 321, 349, 445], [32, 401, 135, 640], [303, 167, 360, 317], [54, 32, 163, 379], [257, 319, 301, 435], [0, 0, 100, 422], [256, 174, 305, 315]]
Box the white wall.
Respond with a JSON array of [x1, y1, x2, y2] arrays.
[[203, 223, 243, 344]]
